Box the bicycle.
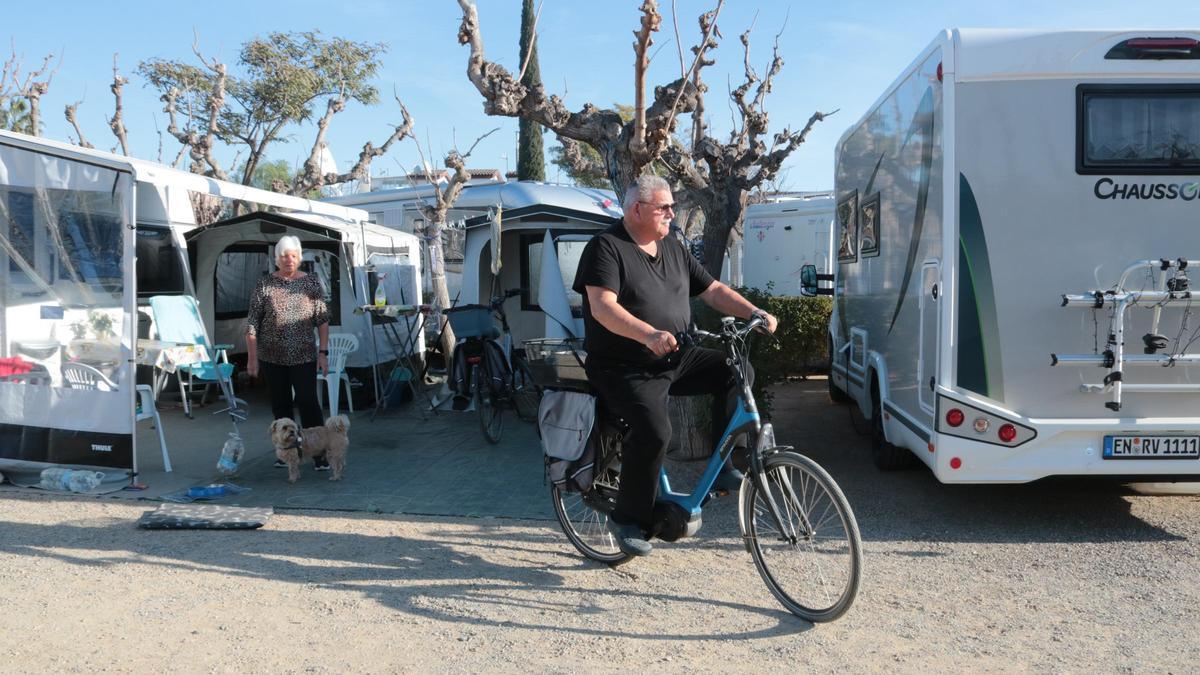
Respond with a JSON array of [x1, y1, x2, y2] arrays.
[[547, 315, 863, 622], [446, 289, 542, 444]]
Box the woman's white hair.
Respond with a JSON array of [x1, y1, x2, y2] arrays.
[[275, 235, 303, 260], [622, 174, 672, 209]]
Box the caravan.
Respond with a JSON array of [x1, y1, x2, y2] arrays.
[[811, 30, 1200, 482], [741, 192, 834, 295], [0, 129, 396, 476], [329, 181, 622, 345]]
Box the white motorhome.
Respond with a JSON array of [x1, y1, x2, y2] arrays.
[[811, 30, 1200, 483], [741, 192, 834, 295]]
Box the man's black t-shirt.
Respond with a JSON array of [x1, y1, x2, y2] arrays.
[[572, 220, 714, 367]]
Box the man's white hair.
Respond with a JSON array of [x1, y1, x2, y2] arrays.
[[275, 235, 303, 260], [622, 174, 673, 210]]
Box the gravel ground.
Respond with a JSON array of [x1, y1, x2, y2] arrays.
[[1, 380, 1197, 672]]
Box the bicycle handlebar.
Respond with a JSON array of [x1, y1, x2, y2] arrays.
[[684, 315, 767, 345], [489, 288, 523, 310]]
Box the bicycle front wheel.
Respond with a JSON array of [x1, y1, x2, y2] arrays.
[[510, 354, 542, 422], [473, 363, 503, 444], [740, 451, 862, 622], [551, 430, 629, 565]]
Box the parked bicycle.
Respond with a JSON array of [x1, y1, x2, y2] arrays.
[[445, 289, 542, 443], [536, 315, 862, 622]]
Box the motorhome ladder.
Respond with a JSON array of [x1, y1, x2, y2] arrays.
[[1052, 258, 1200, 411]]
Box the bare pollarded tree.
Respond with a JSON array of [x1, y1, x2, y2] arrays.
[[661, 24, 833, 277], [457, 1, 827, 277], [2, 47, 59, 136], [409, 127, 499, 367], [457, 0, 721, 199]]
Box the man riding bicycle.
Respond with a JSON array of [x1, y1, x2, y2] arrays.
[[572, 174, 778, 557]]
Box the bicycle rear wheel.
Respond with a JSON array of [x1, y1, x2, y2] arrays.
[[740, 451, 862, 622], [551, 430, 629, 565], [510, 354, 542, 422], [474, 363, 503, 443]]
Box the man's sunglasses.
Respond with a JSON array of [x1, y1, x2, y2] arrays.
[[639, 201, 675, 214]]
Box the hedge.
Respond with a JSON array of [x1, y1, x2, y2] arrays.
[[690, 286, 833, 418]]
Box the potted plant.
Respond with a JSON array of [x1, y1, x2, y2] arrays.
[[88, 311, 115, 341]]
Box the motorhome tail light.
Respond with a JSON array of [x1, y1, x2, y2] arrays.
[[1106, 37, 1200, 60], [937, 394, 1037, 447], [998, 424, 1018, 443], [945, 408, 965, 427], [949, 457, 962, 469], [936, 61, 943, 82]]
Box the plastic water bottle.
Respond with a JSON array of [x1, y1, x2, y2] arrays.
[[374, 281, 387, 308], [216, 433, 244, 475], [39, 468, 103, 492]]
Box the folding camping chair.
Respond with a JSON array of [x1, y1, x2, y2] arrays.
[[147, 295, 245, 421]]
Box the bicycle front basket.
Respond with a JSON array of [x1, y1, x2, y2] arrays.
[[445, 305, 498, 339], [524, 338, 589, 390]]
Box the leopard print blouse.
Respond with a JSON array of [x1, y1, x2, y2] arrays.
[[245, 273, 330, 366]]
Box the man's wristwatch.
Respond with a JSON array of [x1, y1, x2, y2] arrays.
[[319, 349, 329, 355]]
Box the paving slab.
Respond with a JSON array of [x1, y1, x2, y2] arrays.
[[0, 381, 556, 520]]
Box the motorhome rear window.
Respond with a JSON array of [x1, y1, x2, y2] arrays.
[[1077, 85, 1200, 175]]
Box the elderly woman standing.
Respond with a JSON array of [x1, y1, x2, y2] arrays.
[[246, 235, 332, 470]]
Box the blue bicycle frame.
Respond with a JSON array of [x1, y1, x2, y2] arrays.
[[655, 325, 763, 519]]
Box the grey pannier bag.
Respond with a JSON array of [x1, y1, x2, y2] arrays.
[[539, 389, 597, 492]]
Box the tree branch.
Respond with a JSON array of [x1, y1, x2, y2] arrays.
[[558, 136, 606, 178], [63, 101, 93, 148], [628, 0, 661, 159], [291, 91, 416, 196], [15, 51, 59, 136], [107, 54, 130, 155]]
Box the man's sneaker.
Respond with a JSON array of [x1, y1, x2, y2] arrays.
[[273, 459, 288, 468], [314, 456, 331, 471], [606, 519, 652, 557], [714, 467, 745, 493]]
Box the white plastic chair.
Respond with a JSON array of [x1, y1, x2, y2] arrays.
[[317, 333, 359, 416], [61, 361, 116, 391], [61, 362, 171, 472], [136, 384, 171, 472]]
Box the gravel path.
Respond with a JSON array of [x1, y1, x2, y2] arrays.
[[1, 381, 1196, 672]]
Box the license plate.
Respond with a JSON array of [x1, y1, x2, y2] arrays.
[[1103, 435, 1200, 459]]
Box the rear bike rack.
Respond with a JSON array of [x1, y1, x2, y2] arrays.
[[1052, 258, 1200, 411]]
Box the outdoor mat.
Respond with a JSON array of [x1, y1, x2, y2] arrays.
[[137, 503, 274, 530]]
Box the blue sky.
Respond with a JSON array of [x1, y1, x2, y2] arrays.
[[7, 0, 1200, 192]]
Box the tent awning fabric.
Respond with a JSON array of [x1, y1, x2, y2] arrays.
[[184, 211, 358, 244]]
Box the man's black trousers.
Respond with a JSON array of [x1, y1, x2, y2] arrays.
[[586, 346, 752, 530]]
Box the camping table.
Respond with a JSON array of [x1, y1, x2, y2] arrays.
[[136, 339, 207, 398], [355, 304, 434, 419], [135, 339, 246, 423]]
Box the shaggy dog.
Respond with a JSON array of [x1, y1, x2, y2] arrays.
[[269, 415, 350, 483]]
